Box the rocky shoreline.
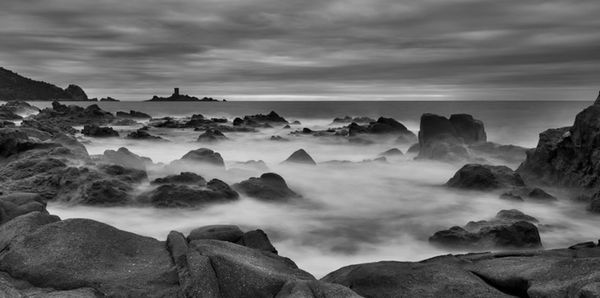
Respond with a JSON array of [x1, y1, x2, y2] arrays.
[[0, 94, 599, 297]]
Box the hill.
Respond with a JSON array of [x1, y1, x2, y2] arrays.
[[0, 67, 89, 101]]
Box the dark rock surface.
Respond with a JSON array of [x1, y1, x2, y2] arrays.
[[283, 149, 317, 165], [177, 148, 225, 167], [234, 111, 288, 126], [187, 225, 244, 242], [197, 129, 227, 142], [99, 147, 152, 170], [332, 116, 375, 124], [446, 164, 525, 190], [116, 110, 151, 119], [126, 128, 164, 140], [0, 67, 90, 101], [139, 179, 238, 207], [33, 101, 115, 127], [347, 117, 417, 142], [81, 125, 119, 137], [0, 101, 39, 120], [64, 84, 88, 101], [379, 148, 403, 156], [233, 173, 299, 201], [152, 172, 207, 186]]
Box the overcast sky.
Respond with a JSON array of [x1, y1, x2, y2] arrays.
[[1, 0, 598, 101]]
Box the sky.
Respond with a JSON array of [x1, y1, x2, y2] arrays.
[[0, 0, 599, 101]]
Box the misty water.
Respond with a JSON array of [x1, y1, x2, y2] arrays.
[[41, 100, 599, 277]]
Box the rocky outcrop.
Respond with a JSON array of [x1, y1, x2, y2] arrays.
[[0, 67, 91, 101], [187, 225, 278, 254], [379, 148, 403, 157], [429, 209, 542, 249], [175, 148, 225, 168], [332, 116, 374, 124], [97, 147, 152, 170], [283, 149, 317, 165], [138, 179, 238, 208], [64, 84, 88, 101], [116, 110, 151, 119], [446, 164, 525, 190], [347, 117, 417, 142], [152, 172, 207, 186], [233, 173, 299, 201], [0, 101, 39, 120], [126, 129, 164, 140], [197, 129, 227, 142], [233, 111, 288, 126], [32, 101, 115, 127]]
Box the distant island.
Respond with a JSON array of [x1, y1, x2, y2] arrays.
[[147, 88, 225, 102]]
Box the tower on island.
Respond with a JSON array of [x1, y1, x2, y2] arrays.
[[174, 88, 180, 96]]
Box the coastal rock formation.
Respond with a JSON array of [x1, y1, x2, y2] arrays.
[[233, 173, 299, 201], [33, 101, 115, 127], [197, 129, 227, 142], [323, 242, 600, 297], [347, 117, 417, 142], [283, 149, 317, 165], [116, 110, 151, 119], [446, 164, 525, 190], [186, 226, 278, 254], [175, 148, 225, 168], [233, 111, 288, 126], [152, 172, 207, 186], [138, 179, 238, 208], [100, 96, 119, 102], [81, 125, 119, 137], [126, 128, 164, 140], [147, 88, 220, 102], [0, 101, 39, 120], [0, 67, 92, 101], [98, 147, 152, 170], [379, 148, 403, 156], [332, 116, 375, 124], [429, 209, 542, 249]]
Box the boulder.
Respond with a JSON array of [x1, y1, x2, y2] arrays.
[[379, 148, 403, 157], [32, 102, 115, 127], [64, 84, 88, 101], [139, 179, 238, 208], [233, 173, 299, 201], [236, 111, 288, 126], [116, 110, 151, 119], [0, 218, 179, 296], [283, 149, 316, 165], [188, 225, 244, 242], [178, 148, 225, 167], [448, 114, 487, 144], [446, 164, 525, 190], [429, 221, 542, 250], [237, 229, 278, 254], [100, 147, 152, 170], [152, 172, 206, 186], [126, 129, 164, 140], [197, 129, 227, 142], [81, 125, 119, 137]]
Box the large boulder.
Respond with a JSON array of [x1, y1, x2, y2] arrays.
[[0, 101, 39, 120], [446, 164, 525, 190], [283, 149, 316, 165], [99, 147, 152, 170], [81, 125, 119, 137], [347, 117, 417, 142], [32, 102, 115, 127], [429, 221, 542, 250], [0, 218, 180, 297], [417, 113, 486, 161], [151, 172, 206, 186], [187, 225, 244, 242], [233, 173, 299, 201], [177, 148, 225, 167], [139, 179, 238, 208]]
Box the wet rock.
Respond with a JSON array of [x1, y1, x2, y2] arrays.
[[197, 129, 227, 142], [589, 192, 600, 213], [126, 129, 164, 140], [33, 102, 115, 127], [0, 218, 179, 296], [81, 125, 119, 137], [188, 225, 244, 242], [116, 110, 151, 119], [380, 148, 403, 156], [140, 179, 238, 208], [429, 221, 542, 249], [233, 173, 299, 201], [178, 148, 225, 167], [100, 147, 152, 170], [446, 164, 525, 190], [152, 172, 206, 186], [283, 149, 316, 165]]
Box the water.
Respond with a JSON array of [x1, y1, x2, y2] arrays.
[[39, 100, 598, 277]]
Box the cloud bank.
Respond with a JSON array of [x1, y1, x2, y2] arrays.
[[1, 0, 598, 100]]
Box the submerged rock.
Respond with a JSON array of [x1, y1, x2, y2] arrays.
[[283, 149, 317, 165], [126, 129, 164, 140], [197, 129, 227, 142], [233, 173, 299, 201], [178, 148, 225, 167], [446, 164, 525, 190], [81, 125, 119, 137]]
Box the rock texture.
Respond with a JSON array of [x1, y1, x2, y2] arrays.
[[81, 125, 119, 137], [233, 173, 299, 201], [283, 149, 317, 165], [446, 164, 525, 191]]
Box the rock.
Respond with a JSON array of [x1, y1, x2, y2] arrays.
[[32, 102, 115, 127], [178, 148, 225, 167], [380, 148, 403, 156], [197, 129, 227, 142], [64, 84, 88, 101], [469, 142, 528, 164], [589, 193, 600, 213], [81, 125, 119, 137], [152, 172, 206, 186], [495, 209, 538, 223], [126, 129, 164, 140], [0, 218, 179, 296], [276, 280, 361, 298], [322, 258, 509, 298], [237, 229, 278, 254], [188, 225, 244, 242], [116, 110, 151, 119], [0, 101, 39, 120], [347, 117, 416, 142], [237, 111, 288, 126], [500, 187, 557, 202], [101, 147, 152, 170], [430, 221, 542, 249], [270, 135, 289, 142], [139, 179, 238, 208], [233, 173, 299, 201], [100, 96, 119, 102], [407, 143, 420, 153], [448, 114, 487, 144], [283, 149, 317, 165], [189, 239, 314, 297], [332, 116, 374, 124], [446, 164, 525, 190]]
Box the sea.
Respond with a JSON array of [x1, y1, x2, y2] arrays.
[[25, 100, 596, 277]]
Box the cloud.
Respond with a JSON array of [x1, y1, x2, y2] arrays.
[[0, 0, 599, 100]]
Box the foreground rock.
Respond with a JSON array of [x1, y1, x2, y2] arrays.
[[0, 101, 39, 120], [283, 149, 317, 165], [429, 209, 542, 249], [233, 173, 299, 201], [323, 241, 600, 297], [97, 147, 152, 170]]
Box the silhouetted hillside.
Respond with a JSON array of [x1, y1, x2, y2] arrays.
[[0, 67, 89, 101]]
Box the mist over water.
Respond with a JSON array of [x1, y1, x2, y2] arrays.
[[46, 101, 599, 277]]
